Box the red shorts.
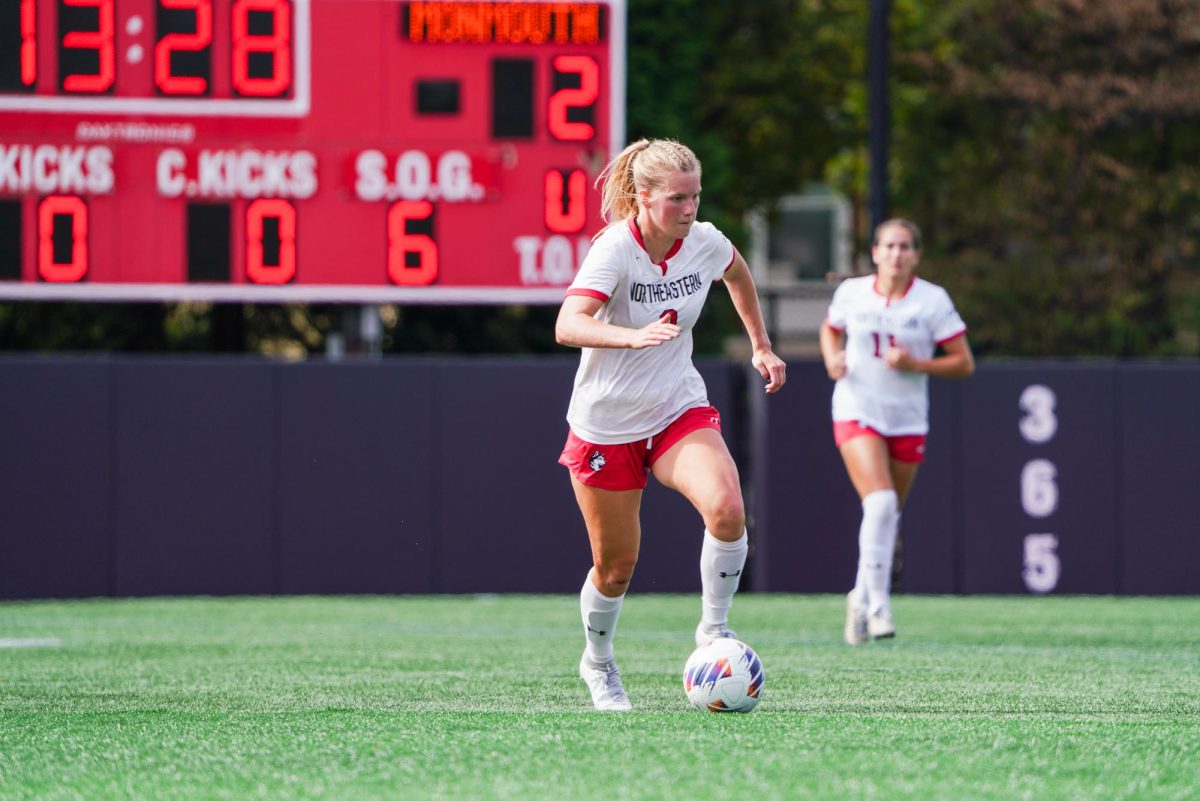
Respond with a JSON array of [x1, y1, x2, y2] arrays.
[[559, 406, 723, 491], [833, 420, 926, 464]]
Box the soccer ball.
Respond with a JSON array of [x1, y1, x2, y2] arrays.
[[682, 637, 764, 713]]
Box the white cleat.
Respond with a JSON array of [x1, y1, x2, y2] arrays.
[[695, 623, 738, 648], [579, 653, 632, 712], [867, 610, 896, 640], [844, 592, 868, 646]]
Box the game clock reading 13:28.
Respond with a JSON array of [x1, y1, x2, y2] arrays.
[[0, 0, 626, 302]]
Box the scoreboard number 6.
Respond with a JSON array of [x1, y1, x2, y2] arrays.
[[387, 200, 437, 286]]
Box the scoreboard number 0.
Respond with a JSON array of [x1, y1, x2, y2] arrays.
[[38, 195, 89, 282]]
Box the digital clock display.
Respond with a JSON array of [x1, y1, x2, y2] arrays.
[[0, 0, 625, 302]]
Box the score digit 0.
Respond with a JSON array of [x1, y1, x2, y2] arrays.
[[544, 169, 586, 233], [38, 195, 89, 282], [245, 198, 296, 284]]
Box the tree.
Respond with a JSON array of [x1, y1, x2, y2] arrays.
[[883, 0, 1200, 356]]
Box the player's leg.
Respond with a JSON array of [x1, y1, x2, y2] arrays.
[[571, 477, 641, 711], [891, 458, 921, 507], [650, 427, 748, 645], [838, 432, 900, 641]]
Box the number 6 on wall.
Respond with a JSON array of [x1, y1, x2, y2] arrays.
[[1022, 533, 1060, 594]]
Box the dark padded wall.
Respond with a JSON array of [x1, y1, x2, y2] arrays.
[[1117, 365, 1200, 594], [276, 362, 438, 594], [0, 359, 113, 599], [112, 361, 276, 596], [1, 356, 1196, 598]]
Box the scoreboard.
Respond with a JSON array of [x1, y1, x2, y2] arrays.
[[0, 0, 625, 302]]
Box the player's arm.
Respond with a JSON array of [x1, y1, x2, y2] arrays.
[[885, 333, 975, 378], [722, 253, 786, 393], [819, 318, 847, 380], [555, 294, 680, 350]]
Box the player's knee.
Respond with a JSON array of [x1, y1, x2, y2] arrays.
[[704, 495, 746, 541], [594, 559, 637, 593]]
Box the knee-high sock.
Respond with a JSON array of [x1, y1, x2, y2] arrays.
[[852, 489, 899, 616], [580, 569, 624, 664], [699, 529, 748, 630]]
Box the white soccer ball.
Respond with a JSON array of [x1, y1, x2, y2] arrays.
[[682, 637, 764, 713]]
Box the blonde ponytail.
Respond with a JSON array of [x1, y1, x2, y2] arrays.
[[595, 138, 700, 228]]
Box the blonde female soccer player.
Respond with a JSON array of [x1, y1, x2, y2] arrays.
[[556, 138, 786, 711], [820, 218, 974, 645]]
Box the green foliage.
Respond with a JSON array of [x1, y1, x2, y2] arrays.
[[0, 303, 181, 352], [880, 0, 1200, 356]]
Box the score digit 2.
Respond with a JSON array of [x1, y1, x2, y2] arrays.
[[155, 0, 213, 95], [548, 55, 599, 141]]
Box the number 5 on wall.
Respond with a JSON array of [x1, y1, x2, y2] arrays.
[[1022, 533, 1060, 594]]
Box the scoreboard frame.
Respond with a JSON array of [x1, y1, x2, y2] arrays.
[[0, 0, 627, 304]]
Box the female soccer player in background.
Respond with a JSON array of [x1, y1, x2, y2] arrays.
[[556, 138, 786, 711], [820, 218, 974, 645]]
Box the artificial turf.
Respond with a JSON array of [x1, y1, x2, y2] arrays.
[[1, 594, 1197, 800]]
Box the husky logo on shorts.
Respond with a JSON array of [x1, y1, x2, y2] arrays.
[[588, 450, 607, 471]]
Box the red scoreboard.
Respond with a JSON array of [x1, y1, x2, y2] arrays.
[[0, 0, 625, 302]]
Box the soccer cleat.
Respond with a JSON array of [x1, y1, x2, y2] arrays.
[[695, 623, 738, 647], [844, 592, 868, 645], [867, 610, 896, 640], [579, 653, 632, 711]]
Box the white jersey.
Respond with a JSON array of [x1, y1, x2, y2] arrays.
[[826, 275, 967, 435], [564, 217, 735, 444]]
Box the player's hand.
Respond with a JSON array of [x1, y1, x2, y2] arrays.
[[628, 317, 681, 349], [824, 350, 847, 380], [884, 346, 916, 372], [752, 348, 787, 394]]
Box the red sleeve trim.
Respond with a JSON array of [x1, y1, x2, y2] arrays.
[[723, 246, 739, 274], [824, 315, 846, 332], [565, 288, 610, 302], [936, 328, 968, 346]]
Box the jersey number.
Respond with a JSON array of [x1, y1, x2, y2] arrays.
[[871, 332, 897, 357]]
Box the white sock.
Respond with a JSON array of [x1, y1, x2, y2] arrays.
[[699, 529, 748, 631], [855, 489, 899, 617], [580, 569, 623, 664]]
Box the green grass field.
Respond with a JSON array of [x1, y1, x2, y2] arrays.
[[1, 594, 1197, 800]]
